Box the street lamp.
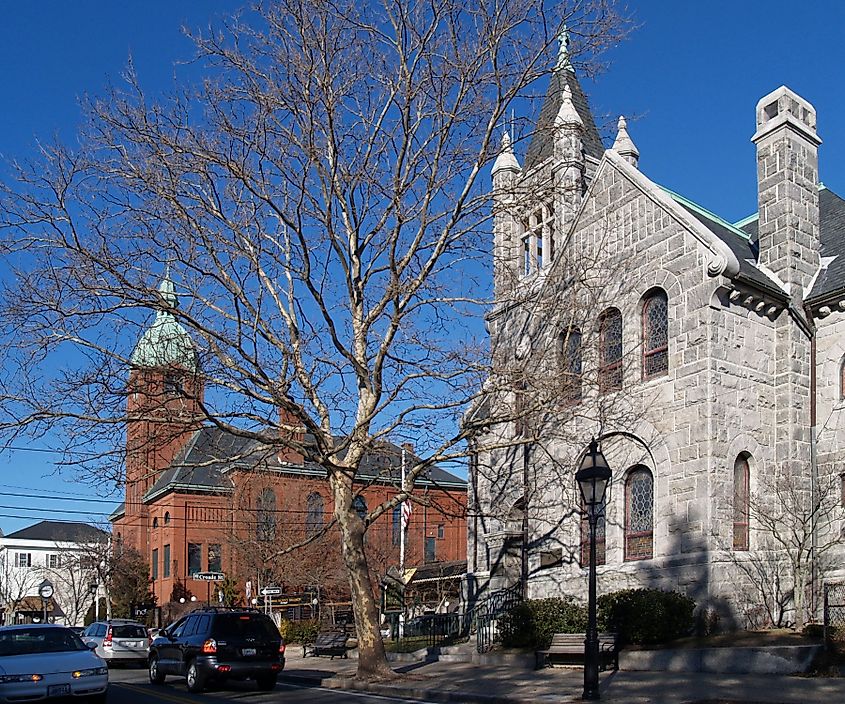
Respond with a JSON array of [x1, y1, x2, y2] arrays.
[[575, 437, 612, 701]]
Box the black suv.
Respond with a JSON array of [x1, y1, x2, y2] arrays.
[[148, 608, 284, 693]]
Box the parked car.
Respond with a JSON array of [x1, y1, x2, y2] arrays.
[[0, 624, 108, 703], [148, 607, 285, 693], [82, 619, 150, 665], [67, 626, 85, 636]]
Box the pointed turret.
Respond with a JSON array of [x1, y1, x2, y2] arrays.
[[612, 115, 640, 168], [554, 85, 583, 130], [491, 131, 522, 177], [523, 28, 603, 169]]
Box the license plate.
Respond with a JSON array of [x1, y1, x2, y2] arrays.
[[48, 684, 71, 696], [242, 648, 257, 656]]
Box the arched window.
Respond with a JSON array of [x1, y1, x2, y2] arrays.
[[840, 358, 845, 399], [353, 496, 367, 521], [733, 455, 750, 551], [392, 506, 402, 546], [598, 309, 623, 392], [642, 289, 669, 379], [164, 511, 170, 525], [624, 467, 653, 560], [256, 488, 277, 542], [559, 328, 582, 403], [152, 517, 158, 529], [305, 492, 324, 537], [579, 493, 606, 567]]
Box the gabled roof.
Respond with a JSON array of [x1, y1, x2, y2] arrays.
[[524, 68, 604, 169], [141, 427, 466, 505], [736, 185, 845, 303], [4, 520, 106, 543]]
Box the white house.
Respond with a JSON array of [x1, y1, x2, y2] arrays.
[[0, 520, 107, 627]]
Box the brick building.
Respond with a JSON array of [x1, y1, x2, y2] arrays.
[[468, 32, 845, 627], [110, 278, 466, 607]]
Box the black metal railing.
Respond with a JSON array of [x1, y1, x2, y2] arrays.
[[402, 613, 461, 648], [824, 582, 845, 642], [471, 585, 522, 653]]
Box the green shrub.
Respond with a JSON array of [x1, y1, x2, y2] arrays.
[[500, 597, 587, 648], [280, 619, 319, 644], [597, 588, 695, 645]]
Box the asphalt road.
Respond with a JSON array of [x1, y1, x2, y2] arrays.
[[107, 667, 436, 704]]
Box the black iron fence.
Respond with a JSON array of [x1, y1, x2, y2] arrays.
[[824, 582, 845, 641], [471, 586, 522, 653], [402, 613, 461, 648]]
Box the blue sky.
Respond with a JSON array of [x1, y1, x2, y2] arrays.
[[0, 0, 842, 533]]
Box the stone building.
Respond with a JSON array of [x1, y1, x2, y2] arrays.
[[466, 39, 845, 627], [110, 276, 466, 609]]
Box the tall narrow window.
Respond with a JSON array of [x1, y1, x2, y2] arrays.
[[840, 358, 845, 399], [187, 543, 202, 576], [425, 537, 437, 562], [579, 494, 606, 567], [392, 506, 402, 546], [625, 467, 653, 560], [256, 488, 277, 542], [306, 492, 324, 537], [353, 496, 367, 521], [560, 328, 582, 403], [163, 544, 171, 578], [519, 205, 555, 276], [599, 309, 623, 392], [151, 548, 159, 580], [733, 455, 750, 551], [208, 544, 222, 572], [522, 234, 531, 276], [642, 289, 669, 379]]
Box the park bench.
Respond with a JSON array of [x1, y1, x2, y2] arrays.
[[302, 630, 350, 659], [535, 632, 619, 670]]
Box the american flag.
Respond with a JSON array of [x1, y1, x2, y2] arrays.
[[401, 500, 412, 529]]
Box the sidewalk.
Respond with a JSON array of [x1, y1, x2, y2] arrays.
[[278, 649, 845, 704]]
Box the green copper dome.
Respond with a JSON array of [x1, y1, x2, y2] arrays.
[[130, 275, 198, 371]]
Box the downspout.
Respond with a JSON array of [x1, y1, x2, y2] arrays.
[[801, 302, 818, 618]]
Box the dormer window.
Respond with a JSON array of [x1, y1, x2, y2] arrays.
[[520, 203, 556, 276]]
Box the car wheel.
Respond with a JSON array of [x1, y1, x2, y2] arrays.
[[256, 673, 277, 691], [185, 659, 206, 693], [149, 655, 166, 684]]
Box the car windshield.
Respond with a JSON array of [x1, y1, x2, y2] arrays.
[[0, 628, 87, 656], [212, 614, 279, 640], [112, 625, 147, 638]]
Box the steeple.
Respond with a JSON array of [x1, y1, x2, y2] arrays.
[[612, 116, 639, 168], [131, 271, 198, 371], [523, 27, 604, 169]]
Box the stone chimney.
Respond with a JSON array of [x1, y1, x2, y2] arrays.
[[751, 86, 821, 300]]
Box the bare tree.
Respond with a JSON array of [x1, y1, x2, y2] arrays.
[[730, 470, 840, 630], [0, 0, 629, 678], [42, 547, 102, 627], [0, 552, 41, 625]]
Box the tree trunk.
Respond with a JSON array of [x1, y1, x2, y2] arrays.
[[793, 564, 806, 631], [331, 473, 393, 680]]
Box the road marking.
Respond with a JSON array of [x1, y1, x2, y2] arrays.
[[113, 682, 201, 704], [277, 681, 439, 703]]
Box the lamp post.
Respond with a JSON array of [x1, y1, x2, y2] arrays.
[[575, 438, 612, 701]]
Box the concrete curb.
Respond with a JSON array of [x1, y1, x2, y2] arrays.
[[278, 671, 530, 704]]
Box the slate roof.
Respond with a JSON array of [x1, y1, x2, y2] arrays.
[[5, 520, 107, 543], [736, 186, 845, 302], [524, 68, 605, 169], [142, 427, 466, 503]]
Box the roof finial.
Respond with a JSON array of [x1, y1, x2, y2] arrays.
[[555, 84, 583, 129], [612, 115, 640, 168], [158, 265, 178, 308], [491, 128, 521, 175], [556, 23, 573, 72]]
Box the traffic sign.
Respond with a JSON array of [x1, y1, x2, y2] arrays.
[[193, 572, 225, 581], [260, 586, 282, 596]]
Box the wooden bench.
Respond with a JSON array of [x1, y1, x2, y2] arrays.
[[535, 632, 619, 670], [302, 630, 350, 659]]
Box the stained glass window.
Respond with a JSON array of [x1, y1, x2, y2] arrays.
[[560, 328, 582, 403], [642, 290, 668, 379], [599, 309, 623, 392], [733, 456, 750, 551], [625, 467, 653, 560]]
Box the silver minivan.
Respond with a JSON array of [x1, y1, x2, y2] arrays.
[[82, 619, 150, 665]]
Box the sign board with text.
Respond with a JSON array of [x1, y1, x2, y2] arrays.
[[260, 586, 282, 596], [193, 572, 225, 582]]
